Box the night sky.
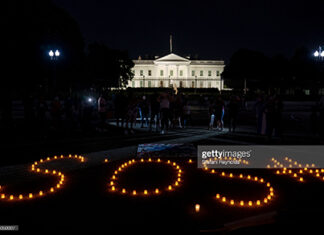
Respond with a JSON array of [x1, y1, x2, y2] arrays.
[[52, 0, 324, 61]]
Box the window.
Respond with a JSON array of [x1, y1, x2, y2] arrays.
[[160, 81, 164, 87], [208, 71, 211, 77], [191, 70, 195, 76], [132, 81, 135, 87], [160, 70, 164, 76], [148, 81, 151, 88], [191, 81, 195, 88], [140, 70, 143, 76], [170, 70, 174, 76], [216, 70, 220, 76], [180, 81, 183, 88], [208, 81, 211, 88], [200, 71, 203, 76], [133, 70, 136, 76], [180, 70, 183, 76], [148, 70, 152, 76], [140, 81, 143, 87], [200, 81, 203, 88]]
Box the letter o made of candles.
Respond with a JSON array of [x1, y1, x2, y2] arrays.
[[0, 154, 85, 202], [108, 158, 182, 196], [203, 168, 275, 208]]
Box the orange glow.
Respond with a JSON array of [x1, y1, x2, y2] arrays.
[[168, 185, 172, 191], [256, 200, 261, 206], [111, 186, 115, 191], [39, 191, 43, 196], [19, 195, 23, 200], [122, 188, 126, 194], [132, 190, 137, 195], [216, 194, 220, 199], [155, 189, 159, 194], [222, 197, 226, 202], [248, 201, 252, 206], [29, 193, 33, 199], [144, 190, 148, 195], [195, 204, 200, 213], [230, 200, 234, 205], [240, 201, 244, 206]]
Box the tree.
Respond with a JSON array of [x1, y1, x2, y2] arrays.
[[85, 43, 134, 90], [1, 0, 85, 98], [222, 49, 270, 91]]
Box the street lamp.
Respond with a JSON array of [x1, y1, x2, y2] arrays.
[[314, 46, 324, 60], [49, 49, 60, 60], [48, 49, 60, 95]]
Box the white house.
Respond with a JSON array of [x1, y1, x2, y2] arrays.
[[128, 53, 225, 90]]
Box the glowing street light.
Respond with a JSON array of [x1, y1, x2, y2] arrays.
[[314, 46, 324, 60], [48, 49, 60, 60]]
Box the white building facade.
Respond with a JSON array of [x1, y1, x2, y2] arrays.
[[127, 53, 225, 90]]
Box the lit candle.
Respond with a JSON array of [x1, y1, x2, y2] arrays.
[[240, 201, 244, 206], [230, 200, 234, 205], [111, 186, 115, 191], [248, 201, 252, 206], [29, 193, 33, 199], [155, 189, 159, 194], [9, 195, 14, 200], [168, 185, 172, 191], [122, 189, 126, 194], [256, 200, 261, 206], [19, 195, 23, 200], [133, 190, 137, 195], [222, 197, 226, 202], [39, 191, 43, 196], [144, 190, 148, 195], [50, 187, 54, 192], [216, 194, 220, 199], [195, 204, 200, 213]]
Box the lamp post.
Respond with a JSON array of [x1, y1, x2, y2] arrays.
[[314, 46, 324, 61], [48, 49, 60, 95]]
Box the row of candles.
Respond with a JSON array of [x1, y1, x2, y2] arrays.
[[269, 157, 324, 182], [108, 158, 183, 196], [0, 154, 85, 201]]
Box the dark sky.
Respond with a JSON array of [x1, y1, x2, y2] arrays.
[[52, 0, 324, 61]]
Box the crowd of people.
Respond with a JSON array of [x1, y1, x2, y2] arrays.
[[3, 90, 324, 141]]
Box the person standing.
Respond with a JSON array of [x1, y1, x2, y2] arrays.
[[159, 93, 170, 134], [98, 94, 107, 131], [228, 96, 240, 132]]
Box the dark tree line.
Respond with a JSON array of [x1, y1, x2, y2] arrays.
[[223, 48, 324, 96], [1, 0, 134, 101]]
